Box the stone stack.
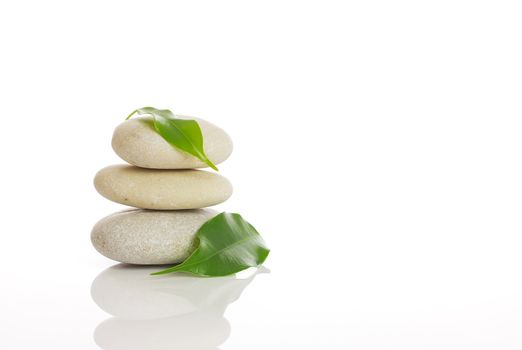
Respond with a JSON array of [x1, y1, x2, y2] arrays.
[[91, 115, 233, 265]]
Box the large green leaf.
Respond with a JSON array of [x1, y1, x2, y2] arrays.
[[127, 107, 218, 171], [152, 212, 270, 277]]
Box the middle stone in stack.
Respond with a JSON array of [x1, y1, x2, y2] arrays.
[[91, 116, 233, 265]]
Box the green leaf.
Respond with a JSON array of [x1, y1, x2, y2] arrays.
[[127, 107, 218, 171], [152, 212, 270, 277]]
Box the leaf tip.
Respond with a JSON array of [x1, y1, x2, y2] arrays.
[[150, 270, 166, 276], [203, 157, 219, 171]]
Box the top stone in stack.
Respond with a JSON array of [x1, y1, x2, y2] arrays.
[[112, 115, 233, 169], [94, 116, 234, 210]]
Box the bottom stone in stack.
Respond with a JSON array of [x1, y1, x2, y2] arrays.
[[91, 209, 218, 265]]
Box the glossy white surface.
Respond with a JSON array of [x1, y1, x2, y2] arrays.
[[1, 1, 522, 349], [92, 265, 265, 349]]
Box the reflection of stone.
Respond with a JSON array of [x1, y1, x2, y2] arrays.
[[91, 264, 265, 350], [95, 311, 229, 350]]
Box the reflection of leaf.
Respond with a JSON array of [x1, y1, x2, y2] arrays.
[[127, 107, 218, 170], [153, 213, 270, 277], [156, 267, 268, 312]]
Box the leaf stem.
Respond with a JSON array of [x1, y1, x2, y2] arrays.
[[126, 109, 139, 120]]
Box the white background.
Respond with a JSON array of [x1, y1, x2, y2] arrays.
[[1, 1, 521, 349]]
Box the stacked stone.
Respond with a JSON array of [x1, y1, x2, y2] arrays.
[[91, 116, 233, 265]]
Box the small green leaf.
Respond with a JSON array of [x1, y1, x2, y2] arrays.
[[127, 107, 218, 171], [152, 212, 270, 277]]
